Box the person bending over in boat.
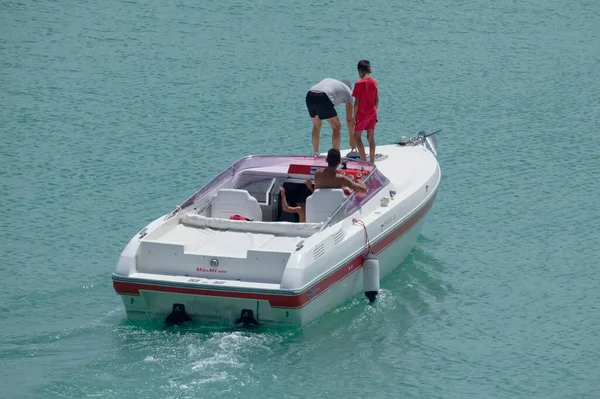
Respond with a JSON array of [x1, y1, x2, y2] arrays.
[[306, 78, 355, 156]]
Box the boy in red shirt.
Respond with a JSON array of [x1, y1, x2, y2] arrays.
[[352, 60, 379, 163]]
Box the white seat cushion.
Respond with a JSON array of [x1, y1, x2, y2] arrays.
[[305, 189, 348, 223], [210, 189, 263, 221]]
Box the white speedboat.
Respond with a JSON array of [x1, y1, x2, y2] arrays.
[[112, 131, 441, 326]]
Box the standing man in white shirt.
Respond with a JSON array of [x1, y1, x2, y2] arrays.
[[305, 78, 355, 156]]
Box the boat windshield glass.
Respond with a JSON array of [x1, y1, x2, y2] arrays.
[[166, 155, 384, 222], [322, 168, 390, 229], [176, 156, 284, 211], [173, 155, 377, 212]]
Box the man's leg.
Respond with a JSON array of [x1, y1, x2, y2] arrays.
[[311, 117, 322, 155], [347, 122, 356, 150], [326, 116, 342, 150], [355, 130, 366, 161], [367, 128, 376, 163]]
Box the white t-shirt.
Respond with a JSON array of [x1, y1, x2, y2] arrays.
[[309, 78, 353, 106]]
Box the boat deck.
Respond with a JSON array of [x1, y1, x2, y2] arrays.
[[143, 223, 303, 258]]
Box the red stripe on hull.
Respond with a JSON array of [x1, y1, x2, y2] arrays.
[[113, 280, 303, 307], [113, 190, 438, 309]]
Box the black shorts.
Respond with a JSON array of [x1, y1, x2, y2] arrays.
[[306, 91, 337, 120]]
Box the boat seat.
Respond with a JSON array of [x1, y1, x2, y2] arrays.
[[305, 189, 348, 223], [210, 189, 263, 221]]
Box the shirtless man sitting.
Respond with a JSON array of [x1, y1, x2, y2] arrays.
[[280, 148, 367, 222], [313, 148, 367, 193]]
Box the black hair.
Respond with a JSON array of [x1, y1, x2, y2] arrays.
[[357, 60, 372, 75], [326, 148, 341, 167]]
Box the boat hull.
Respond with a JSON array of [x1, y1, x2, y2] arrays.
[[113, 190, 437, 327], [113, 140, 442, 327]]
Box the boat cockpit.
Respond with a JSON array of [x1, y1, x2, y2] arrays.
[[168, 155, 389, 230]]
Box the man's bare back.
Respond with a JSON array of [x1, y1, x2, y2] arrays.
[[314, 168, 367, 193], [313, 148, 367, 193]]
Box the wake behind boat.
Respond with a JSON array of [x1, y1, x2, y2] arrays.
[[112, 131, 441, 326]]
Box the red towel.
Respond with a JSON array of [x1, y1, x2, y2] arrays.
[[229, 215, 252, 221]]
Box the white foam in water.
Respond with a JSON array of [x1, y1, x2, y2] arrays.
[[190, 353, 242, 371], [193, 372, 230, 385]]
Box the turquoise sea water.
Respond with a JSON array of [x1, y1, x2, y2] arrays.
[[1, 0, 600, 397]]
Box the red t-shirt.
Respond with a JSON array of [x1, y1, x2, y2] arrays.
[[352, 77, 378, 121]]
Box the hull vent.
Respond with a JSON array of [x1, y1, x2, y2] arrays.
[[333, 229, 345, 245], [313, 244, 325, 259]]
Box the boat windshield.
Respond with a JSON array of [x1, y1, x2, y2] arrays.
[[166, 155, 384, 222], [321, 167, 389, 230]]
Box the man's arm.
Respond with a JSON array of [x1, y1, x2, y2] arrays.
[[305, 179, 315, 193], [353, 97, 360, 120], [345, 102, 354, 124], [338, 176, 367, 193], [350, 179, 367, 193], [345, 102, 355, 149]]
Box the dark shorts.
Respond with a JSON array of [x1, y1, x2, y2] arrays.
[[306, 91, 337, 120]]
